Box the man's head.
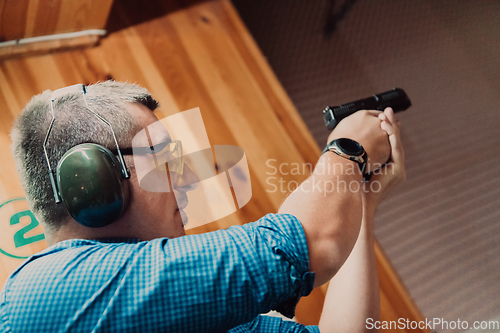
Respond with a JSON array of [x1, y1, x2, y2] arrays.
[[11, 81, 192, 242]]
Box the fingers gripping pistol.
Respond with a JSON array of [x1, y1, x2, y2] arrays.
[[323, 88, 412, 130]]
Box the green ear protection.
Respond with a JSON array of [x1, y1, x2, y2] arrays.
[[43, 84, 131, 228]]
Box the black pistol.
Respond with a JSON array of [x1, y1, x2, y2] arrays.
[[323, 88, 411, 130]]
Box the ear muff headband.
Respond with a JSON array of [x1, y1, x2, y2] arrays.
[[43, 84, 131, 228]]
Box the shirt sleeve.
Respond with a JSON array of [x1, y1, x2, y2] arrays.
[[131, 213, 316, 332], [227, 315, 321, 333]]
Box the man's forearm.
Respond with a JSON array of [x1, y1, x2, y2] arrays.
[[278, 153, 364, 287], [318, 202, 379, 333]]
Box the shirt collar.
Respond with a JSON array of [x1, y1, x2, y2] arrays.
[[37, 237, 143, 256]]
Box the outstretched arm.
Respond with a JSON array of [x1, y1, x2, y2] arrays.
[[318, 108, 406, 333], [279, 110, 391, 287], [318, 201, 379, 333]]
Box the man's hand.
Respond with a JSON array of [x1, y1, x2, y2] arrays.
[[318, 107, 406, 333], [327, 110, 390, 173], [363, 107, 406, 215]]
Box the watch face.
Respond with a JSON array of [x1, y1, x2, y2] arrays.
[[336, 138, 364, 156]]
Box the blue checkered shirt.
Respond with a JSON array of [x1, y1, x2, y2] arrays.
[[0, 214, 319, 332]]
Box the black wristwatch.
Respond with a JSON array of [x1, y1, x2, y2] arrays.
[[322, 138, 368, 178]]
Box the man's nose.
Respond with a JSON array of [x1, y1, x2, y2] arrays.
[[169, 163, 199, 192]]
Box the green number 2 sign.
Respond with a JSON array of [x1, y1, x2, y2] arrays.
[[10, 210, 45, 248], [0, 198, 46, 260]]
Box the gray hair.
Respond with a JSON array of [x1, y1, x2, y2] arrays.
[[10, 81, 159, 230]]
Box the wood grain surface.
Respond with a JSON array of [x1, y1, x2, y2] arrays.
[[0, 0, 427, 330], [0, 0, 114, 40]]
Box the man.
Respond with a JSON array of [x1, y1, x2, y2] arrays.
[[1, 81, 405, 332]]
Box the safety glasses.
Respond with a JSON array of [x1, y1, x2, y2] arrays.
[[115, 139, 184, 175]]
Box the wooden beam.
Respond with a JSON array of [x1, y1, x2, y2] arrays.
[[0, 0, 114, 41], [0, 32, 104, 59]]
